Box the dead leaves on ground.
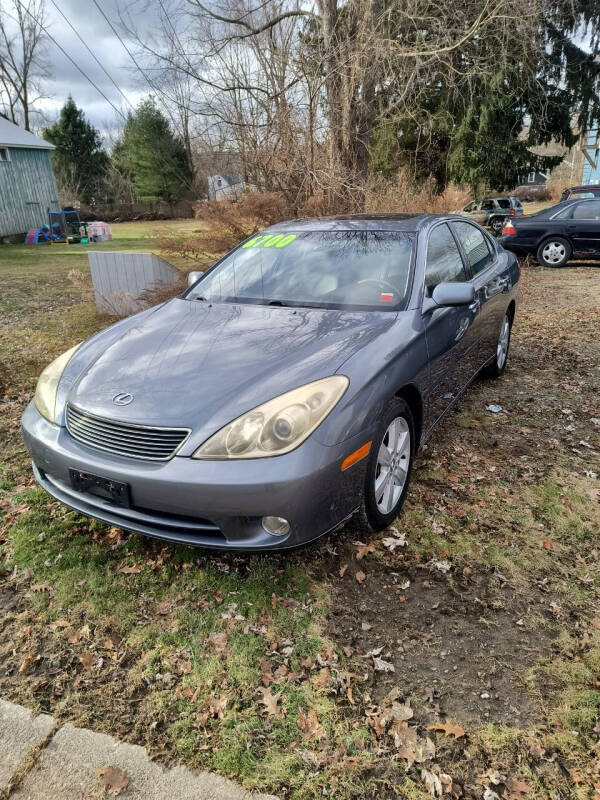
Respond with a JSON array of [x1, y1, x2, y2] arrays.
[[18, 652, 35, 675], [353, 540, 375, 560], [479, 771, 533, 800], [427, 721, 466, 739], [96, 765, 130, 796], [297, 705, 326, 740], [117, 563, 141, 575], [258, 686, 285, 719]]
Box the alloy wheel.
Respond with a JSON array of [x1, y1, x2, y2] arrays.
[[497, 315, 510, 370], [374, 416, 411, 514]]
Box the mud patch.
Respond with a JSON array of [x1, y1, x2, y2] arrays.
[[326, 563, 555, 728]]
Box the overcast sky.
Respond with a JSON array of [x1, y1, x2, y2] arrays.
[[38, 0, 158, 132]]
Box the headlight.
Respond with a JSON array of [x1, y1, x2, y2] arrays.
[[193, 376, 349, 459], [34, 343, 81, 423]]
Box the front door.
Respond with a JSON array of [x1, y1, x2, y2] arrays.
[[422, 222, 482, 427], [462, 202, 486, 225]]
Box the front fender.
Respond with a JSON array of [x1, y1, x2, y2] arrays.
[[314, 311, 428, 446]]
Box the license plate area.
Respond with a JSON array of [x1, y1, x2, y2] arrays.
[[69, 469, 131, 507]]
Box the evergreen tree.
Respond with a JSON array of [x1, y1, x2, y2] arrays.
[[113, 100, 191, 203], [43, 97, 108, 203], [370, 0, 600, 192]]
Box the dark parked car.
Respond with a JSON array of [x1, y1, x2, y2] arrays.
[[22, 214, 519, 551], [500, 198, 600, 267], [459, 197, 523, 235], [560, 185, 600, 202]]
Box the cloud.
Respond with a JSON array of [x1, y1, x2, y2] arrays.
[[37, 0, 160, 128]]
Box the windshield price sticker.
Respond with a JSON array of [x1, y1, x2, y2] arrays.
[[242, 233, 297, 249]]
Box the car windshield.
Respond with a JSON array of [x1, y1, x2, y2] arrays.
[[186, 230, 415, 311]]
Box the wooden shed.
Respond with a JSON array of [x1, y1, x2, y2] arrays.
[[0, 118, 59, 240]]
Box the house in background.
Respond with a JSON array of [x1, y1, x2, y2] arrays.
[[207, 173, 253, 201], [517, 129, 600, 190], [0, 117, 59, 241]]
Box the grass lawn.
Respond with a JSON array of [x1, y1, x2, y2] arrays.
[[1, 223, 600, 799]]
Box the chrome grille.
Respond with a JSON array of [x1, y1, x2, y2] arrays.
[[66, 405, 190, 461]]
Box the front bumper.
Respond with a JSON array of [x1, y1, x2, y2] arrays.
[[22, 401, 371, 551]]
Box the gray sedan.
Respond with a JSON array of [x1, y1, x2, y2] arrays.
[[22, 213, 519, 551]]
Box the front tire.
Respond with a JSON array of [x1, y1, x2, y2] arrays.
[[536, 237, 571, 268], [360, 398, 414, 532]]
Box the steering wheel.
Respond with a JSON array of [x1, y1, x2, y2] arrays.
[[357, 278, 398, 294]]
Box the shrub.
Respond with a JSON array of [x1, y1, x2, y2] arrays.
[[365, 170, 471, 214]]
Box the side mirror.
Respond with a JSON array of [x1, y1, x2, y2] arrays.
[[423, 282, 475, 313], [187, 270, 203, 288]]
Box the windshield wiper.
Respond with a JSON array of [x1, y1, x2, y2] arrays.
[[267, 299, 288, 306]]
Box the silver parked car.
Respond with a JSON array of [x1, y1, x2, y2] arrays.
[[460, 197, 523, 235], [22, 214, 519, 551]]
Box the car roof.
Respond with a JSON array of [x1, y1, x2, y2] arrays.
[[263, 212, 441, 233], [565, 185, 600, 191], [528, 197, 600, 218]]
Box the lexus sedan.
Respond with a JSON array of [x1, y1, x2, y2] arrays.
[[500, 197, 600, 267], [22, 214, 519, 551]]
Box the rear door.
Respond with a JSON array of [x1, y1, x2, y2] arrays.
[[422, 222, 481, 422], [565, 200, 600, 255], [451, 221, 509, 370]]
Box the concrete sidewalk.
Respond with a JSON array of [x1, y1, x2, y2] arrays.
[[0, 700, 278, 800]]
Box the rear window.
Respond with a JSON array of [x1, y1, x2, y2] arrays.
[[452, 222, 494, 275], [573, 200, 600, 219]]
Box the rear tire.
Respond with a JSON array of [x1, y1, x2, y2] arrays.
[[360, 398, 414, 532], [536, 237, 571, 268], [483, 312, 512, 378]]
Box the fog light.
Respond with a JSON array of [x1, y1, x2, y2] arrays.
[[262, 516, 290, 536]]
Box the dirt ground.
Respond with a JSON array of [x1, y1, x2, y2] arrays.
[[1, 247, 599, 799]]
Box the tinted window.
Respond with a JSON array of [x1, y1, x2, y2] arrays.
[[188, 230, 414, 311], [573, 200, 600, 220], [551, 204, 576, 219], [425, 224, 467, 292], [570, 191, 597, 200], [452, 222, 494, 274], [496, 198, 511, 209]]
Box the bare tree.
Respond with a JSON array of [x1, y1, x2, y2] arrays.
[[119, 0, 541, 210], [0, 0, 49, 130]]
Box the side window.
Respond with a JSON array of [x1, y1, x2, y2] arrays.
[[425, 224, 468, 293], [481, 200, 494, 210], [573, 200, 600, 220], [452, 222, 494, 275]]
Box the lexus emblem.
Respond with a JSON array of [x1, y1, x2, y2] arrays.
[[112, 392, 134, 406]]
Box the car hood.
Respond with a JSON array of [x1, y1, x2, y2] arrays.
[[68, 298, 395, 443]]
